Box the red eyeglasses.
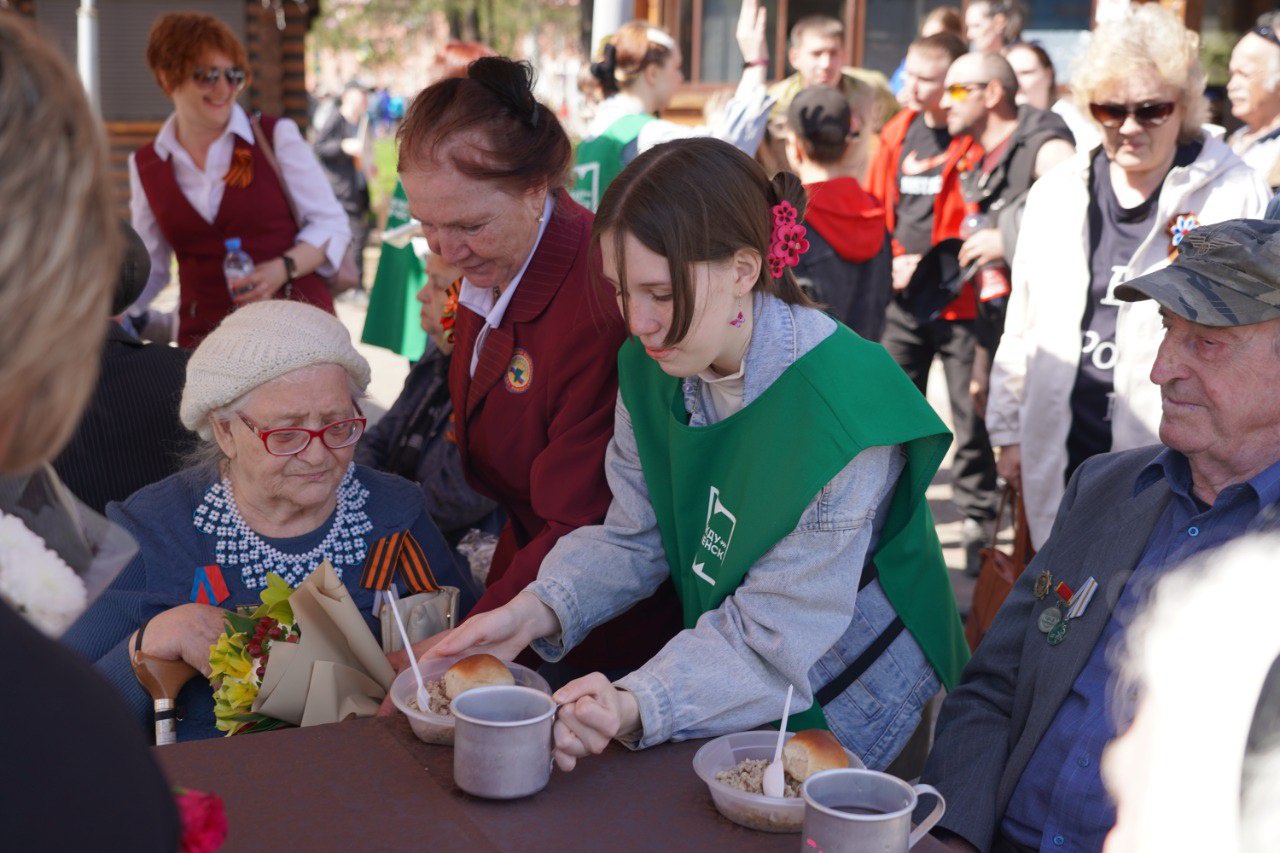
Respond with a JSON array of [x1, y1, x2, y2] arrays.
[[236, 402, 366, 456], [1088, 101, 1176, 129]]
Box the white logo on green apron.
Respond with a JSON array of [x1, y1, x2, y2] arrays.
[[693, 486, 736, 586], [570, 162, 599, 210]]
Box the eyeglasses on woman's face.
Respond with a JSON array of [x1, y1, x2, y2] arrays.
[[236, 401, 366, 457], [191, 65, 247, 92], [1088, 101, 1177, 129]]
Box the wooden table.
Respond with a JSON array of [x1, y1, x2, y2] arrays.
[[155, 716, 796, 851]]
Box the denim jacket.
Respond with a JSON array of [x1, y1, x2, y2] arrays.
[[526, 294, 939, 769]]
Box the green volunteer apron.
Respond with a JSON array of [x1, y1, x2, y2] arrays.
[[570, 114, 655, 212], [618, 324, 968, 731], [362, 179, 428, 360]]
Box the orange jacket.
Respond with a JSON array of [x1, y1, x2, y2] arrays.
[[866, 109, 981, 321]]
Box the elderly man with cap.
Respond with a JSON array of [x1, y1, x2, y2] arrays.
[[65, 300, 478, 740], [1229, 13, 1280, 189], [920, 219, 1280, 852], [783, 85, 892, 341]]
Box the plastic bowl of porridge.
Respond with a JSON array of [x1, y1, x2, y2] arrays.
[[390, 656, 551, 745], [692, 731, 865, 833]]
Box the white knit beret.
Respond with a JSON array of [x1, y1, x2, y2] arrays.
[[180, 301, 372, 440]]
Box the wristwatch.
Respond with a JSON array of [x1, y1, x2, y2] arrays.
[[281, 254, 297, 284], [743, 58, 769, 69]]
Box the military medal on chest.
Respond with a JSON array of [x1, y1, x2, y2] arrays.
[[1036, 575, 1099, 646]]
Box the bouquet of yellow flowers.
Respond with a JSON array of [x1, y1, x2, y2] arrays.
[[208, 561, 395, 737], [209, 573, 298, 735]]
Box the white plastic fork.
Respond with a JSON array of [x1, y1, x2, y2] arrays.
[[762, 684, 795, 798]]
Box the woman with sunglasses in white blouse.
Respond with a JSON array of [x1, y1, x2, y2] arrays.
[[127, 13, 350, 349], [984, 3, 1270, 549]]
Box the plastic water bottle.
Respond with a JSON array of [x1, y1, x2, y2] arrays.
[[223, 238, 254, 299]]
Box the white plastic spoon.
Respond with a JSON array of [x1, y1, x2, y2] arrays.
[[384, 587, 430, 712], [762, 684, 795, 798]]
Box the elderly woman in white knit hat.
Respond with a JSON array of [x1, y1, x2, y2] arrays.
[[65, 300, 477, 741]]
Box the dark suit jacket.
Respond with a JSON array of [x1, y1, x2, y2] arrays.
[[922, 445, 1171, 850], [450, 191, 683, 672], [53, 323, 195, 514]]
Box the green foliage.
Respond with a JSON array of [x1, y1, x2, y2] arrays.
[[311, 0, 579, 67], [372, 137, 399, 218], [1201, 29, 1235, 88]]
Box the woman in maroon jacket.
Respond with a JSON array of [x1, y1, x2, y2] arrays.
[[397, 57, 681, 679]]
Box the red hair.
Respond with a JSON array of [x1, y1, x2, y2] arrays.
[[146, 13, 250, 95]]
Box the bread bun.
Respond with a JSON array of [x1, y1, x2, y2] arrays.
[[443, 653, 515, 699], [783, 729, 849, 781]]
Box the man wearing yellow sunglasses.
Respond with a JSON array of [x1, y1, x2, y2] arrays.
[[941, 52, 1074, 434]]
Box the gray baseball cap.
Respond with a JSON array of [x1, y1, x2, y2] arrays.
[[1114, 219, 1280, 327]]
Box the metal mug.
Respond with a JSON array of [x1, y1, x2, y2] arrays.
[[451, 685, 556, 799], [800, 768, 946, 852]]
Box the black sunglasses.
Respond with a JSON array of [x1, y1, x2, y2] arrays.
[[1088, 101, 1176, 129], [1254, 24, 1280, 49], [192, 65, 247, 91]]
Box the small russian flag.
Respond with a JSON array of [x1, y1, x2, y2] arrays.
[[190, 564, 231, 606]]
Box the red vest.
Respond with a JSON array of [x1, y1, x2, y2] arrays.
[[134, 115, 334, 348]]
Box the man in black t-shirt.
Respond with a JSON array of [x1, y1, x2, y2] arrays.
[[869, 32, 999, 575]]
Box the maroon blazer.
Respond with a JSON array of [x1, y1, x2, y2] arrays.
[[451, 191, 682, 672], [134, 115, 334, 348]]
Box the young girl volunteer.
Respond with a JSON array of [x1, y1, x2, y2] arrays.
[[571, 0, 773, 212], [430, 138, 967, 771]]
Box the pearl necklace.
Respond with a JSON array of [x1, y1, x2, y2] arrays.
[[193, 464, 372, 590]]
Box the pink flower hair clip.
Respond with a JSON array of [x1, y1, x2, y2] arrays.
[[768, 202, 809, 279]]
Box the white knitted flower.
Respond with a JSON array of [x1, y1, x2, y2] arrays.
[[0, 510, 88, 636]]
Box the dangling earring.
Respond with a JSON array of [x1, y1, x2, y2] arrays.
[[729, 297, 745, 328]]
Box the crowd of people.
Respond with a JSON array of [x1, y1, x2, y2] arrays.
[[4, 2, 1280, 849]]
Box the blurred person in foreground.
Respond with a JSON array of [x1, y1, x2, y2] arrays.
[[362, 40, 497, 362], [127, 12, 349, 348], [1227, 12, 1280, 190], [783, 85, 893, 341], [987, 4, 1269, 548], [65, 300, 477, 741], [0, 15, 178, 848], [923, 218, 1280, 851], [53, 221, 196, 514], [1103, 535, 1280, 853]]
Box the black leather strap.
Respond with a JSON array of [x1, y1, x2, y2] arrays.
[[814, 560, 907, 707]]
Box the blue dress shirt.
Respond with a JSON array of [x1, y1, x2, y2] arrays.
[[1001, 449, 1280, 851]]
